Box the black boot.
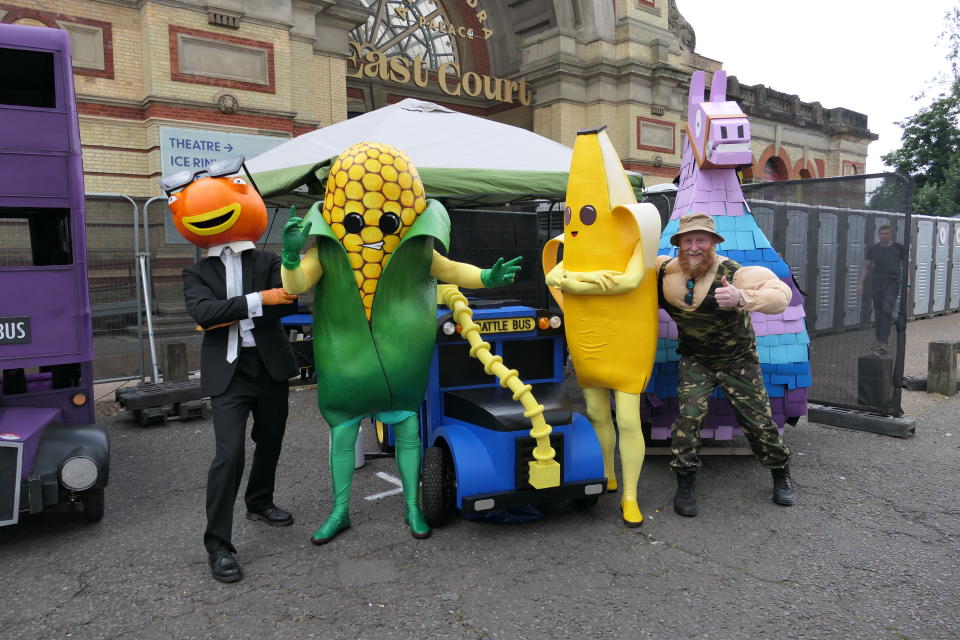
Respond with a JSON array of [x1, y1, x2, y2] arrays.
[[673, 471, 698, 517], [771, 466, 796, 506]]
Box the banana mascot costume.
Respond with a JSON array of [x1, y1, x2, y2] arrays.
[[542, 126, 660, 526], [281, 142, 520, 544]]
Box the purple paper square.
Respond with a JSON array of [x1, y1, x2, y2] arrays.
[[715, 424, 733, 440]]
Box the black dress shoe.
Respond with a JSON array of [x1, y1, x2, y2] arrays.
[[246, 505, 294, 527], [208, 546, 242, 583]]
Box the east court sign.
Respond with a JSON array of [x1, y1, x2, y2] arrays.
[[346, 41, 532, 106]]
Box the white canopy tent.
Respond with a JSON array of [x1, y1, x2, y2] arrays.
[[246, 98, 643, 206]]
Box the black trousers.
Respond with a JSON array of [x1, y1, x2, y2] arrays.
[[871, 279, 899, 342], [204, 347, 289, 553]]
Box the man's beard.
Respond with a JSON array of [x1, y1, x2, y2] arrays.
[[678, 247, 716, 280]]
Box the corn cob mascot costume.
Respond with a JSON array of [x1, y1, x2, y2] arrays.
[[281, 142, 521, 544], [542, 126, 661, 527]]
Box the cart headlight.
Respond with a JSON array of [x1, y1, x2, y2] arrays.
[[60, 456, 98, 491], [441, 321, 456, 336], [474, 498, 495, 511], [549, 315, 562, 329]]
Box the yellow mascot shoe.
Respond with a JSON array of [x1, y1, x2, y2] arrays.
[[620, 498, 643, 528], [607, 477, 618, 493]]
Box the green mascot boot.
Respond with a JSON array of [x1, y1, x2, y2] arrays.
[[392, 415, 431, 539], [311, 422, 358, 545]]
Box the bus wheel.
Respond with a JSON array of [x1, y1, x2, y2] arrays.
[[421, 446, 451, 528], [375, 420, 395, 454], [81, 487, 105, 523]]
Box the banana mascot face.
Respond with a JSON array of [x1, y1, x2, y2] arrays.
[[167, 175, 267, 248], [562, 126, 639, 271], [322, 142, 427, 317]]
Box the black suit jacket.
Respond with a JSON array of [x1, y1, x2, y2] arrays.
[[183, 249, 299, 397]]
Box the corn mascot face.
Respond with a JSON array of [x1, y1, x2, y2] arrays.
[[322, 142, 427, 318], [167, 175, 267, 248]]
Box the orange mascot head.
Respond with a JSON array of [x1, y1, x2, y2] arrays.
[[159, 156, 267, 249]]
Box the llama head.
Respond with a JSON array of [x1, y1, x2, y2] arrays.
[[686, 70, 752, 169]]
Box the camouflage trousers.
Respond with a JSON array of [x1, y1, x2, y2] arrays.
[[670, 356, 791, 472]]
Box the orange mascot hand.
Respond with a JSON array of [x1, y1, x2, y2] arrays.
[[198, 320, 237, 331], [260, 288, 297, 306]]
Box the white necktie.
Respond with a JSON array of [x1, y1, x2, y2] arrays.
[[224, 247, 241, 363]]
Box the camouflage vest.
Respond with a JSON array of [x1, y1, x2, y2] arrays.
[[658, 258, 758, 365]]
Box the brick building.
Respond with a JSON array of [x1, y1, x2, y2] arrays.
[[2, 0, 875, 196], [0, 0, 879, 380]]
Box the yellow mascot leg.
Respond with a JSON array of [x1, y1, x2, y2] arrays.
[[614, 391, 645, 527], [583, 387, 617, 493]]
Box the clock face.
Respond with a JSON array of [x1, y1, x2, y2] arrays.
[[350, 0, 459, 71]]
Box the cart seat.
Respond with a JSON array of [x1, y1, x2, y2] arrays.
[[443, 381, 572, 432]]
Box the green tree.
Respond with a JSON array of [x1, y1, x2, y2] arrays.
[[880, 7, 960, 216]]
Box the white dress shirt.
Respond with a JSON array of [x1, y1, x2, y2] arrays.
[[207, 240, 264, 362]]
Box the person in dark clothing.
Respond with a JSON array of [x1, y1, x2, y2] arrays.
[[858, 225, 907, 355], [161, 157, 299, 583]]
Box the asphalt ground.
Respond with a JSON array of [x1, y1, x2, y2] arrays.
[[1, 316, 958, 640]]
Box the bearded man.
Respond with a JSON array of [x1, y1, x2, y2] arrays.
[[656, 213, 796, 517]]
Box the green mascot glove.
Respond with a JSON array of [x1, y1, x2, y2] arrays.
[[480, 256, 523, 288], [281, 206, 312, 269]]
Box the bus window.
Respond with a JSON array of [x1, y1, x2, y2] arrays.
[[438, 342, 494, 388], [1, 362, 82, 395], [0, 207, 72, 266], [502, 338, 554, 381], [0, 46, 56, 108]]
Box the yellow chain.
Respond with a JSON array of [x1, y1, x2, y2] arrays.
[[439, 285, 561, 489]]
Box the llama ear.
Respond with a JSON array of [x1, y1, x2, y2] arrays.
[[688, 71, 705, 108], [710, 70, 727, 102]]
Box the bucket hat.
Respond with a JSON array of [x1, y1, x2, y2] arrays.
[[669, 213, 725, 246]]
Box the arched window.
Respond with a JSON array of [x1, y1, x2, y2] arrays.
[[762, 156, 788, 181], [350, 0, 459, 71]]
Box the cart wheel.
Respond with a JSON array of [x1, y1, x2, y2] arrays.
[[375, 420, 395, 454], [81, 487, 105, 523], [421, 446, 452, 528], [573, 493, 600, 509]]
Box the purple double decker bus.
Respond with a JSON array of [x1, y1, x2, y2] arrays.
[[0, 23, 109, 526]]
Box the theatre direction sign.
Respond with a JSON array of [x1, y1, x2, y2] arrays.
[[159, 126, 287, 242]]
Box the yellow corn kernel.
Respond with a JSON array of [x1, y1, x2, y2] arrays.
[[345, 180, 364, 200], [362, 172, 384, 192], [360, 226, 383, 244]]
